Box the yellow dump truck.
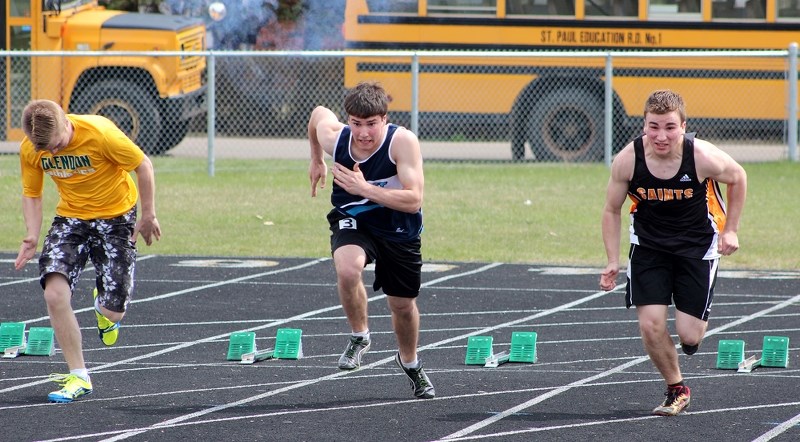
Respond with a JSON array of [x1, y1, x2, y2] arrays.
[[2, 0, 206, 154]]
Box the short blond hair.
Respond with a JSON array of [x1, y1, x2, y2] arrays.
[[21, 100, 67, 150]]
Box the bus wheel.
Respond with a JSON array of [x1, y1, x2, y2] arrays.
[[72, 80, 163, 154], [527, 87, 604, 162]]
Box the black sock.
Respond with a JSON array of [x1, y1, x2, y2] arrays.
[[668, 380, 685, 389]]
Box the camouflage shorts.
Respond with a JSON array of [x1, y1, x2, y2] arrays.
[[39, 207, 137, 313]]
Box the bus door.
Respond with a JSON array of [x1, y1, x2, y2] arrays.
[[4, 0, 33, 141]]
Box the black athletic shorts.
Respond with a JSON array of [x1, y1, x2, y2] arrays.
[[327, 209, 422, 298], [625, 244, 718, 321]]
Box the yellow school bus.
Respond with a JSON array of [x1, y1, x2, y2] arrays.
[[2, 0, 206, 154], [344, 0, 799, 161]]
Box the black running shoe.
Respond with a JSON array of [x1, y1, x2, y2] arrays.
[[681, 342, 699, 355], [395, 353, 436, 399]]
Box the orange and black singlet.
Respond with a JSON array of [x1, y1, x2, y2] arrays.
[[627, 133, 727, 260]]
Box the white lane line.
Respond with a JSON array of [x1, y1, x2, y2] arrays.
[[83, 262, 505, 441], [436, 293, 800, 440], [58, 267, 621, 441], [752, 410, 800, 441], [33, 392, 800, 441], [0, 257, 329, 394], [3, 262, 507, 440], [0, 255, 157, 286], [437, 400, 800, 441], [3, 255, 159, 324]]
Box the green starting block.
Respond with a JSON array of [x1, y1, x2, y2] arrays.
[[761, 336, 789, 368], [509, 331, 537, 363], [227, 332, 257, 361], [716, 339, 746, 370], [466, 332, 538, 367], [273, 328, 303, 360], [1, 323, 56, 358], [724, 336, 790, 373], [25, 327, 55, 356], [227, 328, 303, 362], [465, 336, 494, 365], [1, 322, 27, 358]]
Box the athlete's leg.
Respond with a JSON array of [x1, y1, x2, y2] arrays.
[[43, 273, 85, 371], [387, 296, 420, 363], [637, 304, 682, 384], [675, 310, 708, 348], [333, 244, 370, 333]]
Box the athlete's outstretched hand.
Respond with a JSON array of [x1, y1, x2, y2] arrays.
[[600, 264, 619, 291], [15, 236, 37, 270], [309, 159, 327, 197]]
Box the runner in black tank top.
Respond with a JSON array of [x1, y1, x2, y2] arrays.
[[600, 90, 747, 417], [307, 81, 435, 400]]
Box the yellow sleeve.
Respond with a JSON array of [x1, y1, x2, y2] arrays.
[[19, 140, 44, 198], [99, 119, 145, 170]]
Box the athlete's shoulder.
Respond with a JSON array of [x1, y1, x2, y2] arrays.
[[19, 137, 39, 164], [68, 114, 119, 134], [691, 137, 743, 182], [611, 142, 636, 177], [389, 125, 420, 149]]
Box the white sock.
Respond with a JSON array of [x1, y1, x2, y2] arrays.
[[94, 296, 102, 313], [401, 358, 420, 369], [352, 330, 370, 341], [70, 368, 90, 382]]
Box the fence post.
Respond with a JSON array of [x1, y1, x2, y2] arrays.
[[411, 53, 419, 136], [604, 53, 613, 167], [207, 51, 217, 177], [788, 42, 798, 162]]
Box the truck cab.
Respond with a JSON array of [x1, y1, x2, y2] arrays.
[[2, 0, 207, 154]]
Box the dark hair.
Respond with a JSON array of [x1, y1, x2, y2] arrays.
[[21, 100, 67, 150], [644, 89, 686, 122], [343, 81, 389, 119]]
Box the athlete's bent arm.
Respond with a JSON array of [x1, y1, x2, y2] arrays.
[[308, 106, 344, 197], [600, 145, 634, 291], [346, 127, 424, 214], [695, 141, 747, 256], [132, 155, 161, 246]]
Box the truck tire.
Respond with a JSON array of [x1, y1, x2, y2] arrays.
[[72, 79, 163, 154], [159, 119, 190, 152], [527, 87, 604, 162]]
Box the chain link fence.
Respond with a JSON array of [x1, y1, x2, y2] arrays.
[[1, 49, 797, 168]]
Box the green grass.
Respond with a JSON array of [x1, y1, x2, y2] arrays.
[[1, 156, 798, 270]]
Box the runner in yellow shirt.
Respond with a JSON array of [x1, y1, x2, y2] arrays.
[[14, 99, 161, 403]]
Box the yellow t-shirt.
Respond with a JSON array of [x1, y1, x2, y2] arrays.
[[20, 114, 145, 220]]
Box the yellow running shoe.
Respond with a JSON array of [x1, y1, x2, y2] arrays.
[[93, 288, 120, 346], [48, 373, 93, 403]]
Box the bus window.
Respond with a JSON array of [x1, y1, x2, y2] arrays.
[[10, 0, 30, 17], [507, 0, 576, 15], [10, 25, 31, 50], [9, 25, 32, 130], [428, 0, 497, 14], [584, 0, 639, 16], [366, 0, 418, 13], [712, 0, 765, 18], [778, 0, 800, 17], [649, 0, 702, 18]]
